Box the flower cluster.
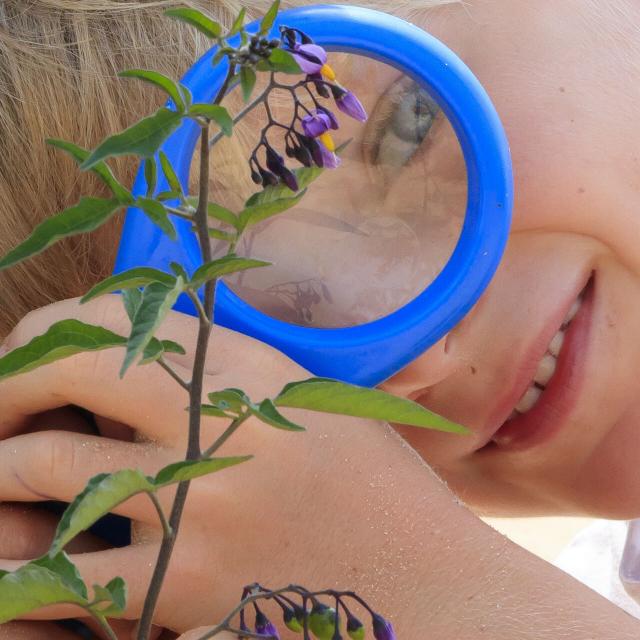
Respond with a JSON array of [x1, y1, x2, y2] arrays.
[[248, 27, 368, 192], [234, 584, 396, 640]]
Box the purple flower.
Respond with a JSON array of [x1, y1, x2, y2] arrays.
[[372, 614, 396, 640], [302, 111, 332, 138], [317, 105, 339, 130], [312, 139, 341, 169], [266, 145, 299, 191], [256, 611, 280, 639], [289, 42, 328, 75], [335, 89, 368, 122]]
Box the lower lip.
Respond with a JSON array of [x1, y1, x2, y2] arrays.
[[483, 279, 595, 452]]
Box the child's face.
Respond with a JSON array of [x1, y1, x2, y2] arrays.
[[215, 0, 640, 518], [379, 0, 640, 518]]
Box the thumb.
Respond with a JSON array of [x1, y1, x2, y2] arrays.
[[177, 629, 236, 640]]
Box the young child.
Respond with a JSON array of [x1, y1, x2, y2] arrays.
[[1, 1, 640, 638]]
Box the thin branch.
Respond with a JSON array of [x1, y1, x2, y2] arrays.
[[135, 61, 237, 640], [209, 76, 279, 149], [202, 412, 250, 458], [185, 288, 209, 326], [89, 614, 119, 640], [165, 206, 194, 221], [148, 492, 173, 540], [156, 357, 190, 392]]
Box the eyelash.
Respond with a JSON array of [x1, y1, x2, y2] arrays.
[[362, 77, 441, 171]]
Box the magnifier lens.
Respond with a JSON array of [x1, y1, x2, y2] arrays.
[[206, 53, 467, 328]]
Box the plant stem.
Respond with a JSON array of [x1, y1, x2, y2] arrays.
[[90, 614, 119, 640], [156, 357, 190, 392], [208, 77, 277, 149], [135, 63, 236, 640], [202, 412, 250, 458], [148, 492, 172, 539]]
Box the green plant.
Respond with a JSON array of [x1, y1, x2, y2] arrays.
[[0, 3, 466, 639]]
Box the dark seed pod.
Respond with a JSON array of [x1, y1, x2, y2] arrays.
[[259, 168, 279, 187], [269, 38, 281, 48], [250, 169, 263, 184]]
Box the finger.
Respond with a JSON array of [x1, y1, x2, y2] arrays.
[[0, 296, 303, 444], [0, 431, 174, 524], [0, 621, 83, 640], [0, 545, 158, 622], [82, 618, 163, 640], [0, 503, 107, 560], [177, 629, 235, 640]]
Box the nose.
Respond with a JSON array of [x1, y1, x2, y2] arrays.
[[378, 335, 459, 400]]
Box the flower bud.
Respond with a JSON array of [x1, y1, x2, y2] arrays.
[[335, 90, 368, 122], [259, 168, 279, 186], [284, 606, 304, 633], [346, 615, 365, 640], [309, 603, 338, 640], [256, 611, 280, 639], [251, 169, 263, 184], [372, 614, 396, 640]]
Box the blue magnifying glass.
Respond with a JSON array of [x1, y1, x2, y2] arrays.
[[115, 4, 512, 387]]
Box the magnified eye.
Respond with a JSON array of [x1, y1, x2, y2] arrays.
[[364, 76, 441, 171]]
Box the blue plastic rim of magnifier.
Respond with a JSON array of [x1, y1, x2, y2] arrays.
[[115, 4, 513, 387]]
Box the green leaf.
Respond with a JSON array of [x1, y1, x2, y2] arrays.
[[201, 404, 232, 418], [259, 0, 280, 36], [190, 256, 270, 289], [188, 104, 233, 136], [161, 339, 186, 355], [81, 267, 176, 304], [164, 8, 222, 39], [186, 197, 238, 229], [252, 398, 305, 431], [156, 189, 182, 202], [208, 228, 236, 243], [170, 262, 189, 281], [120, 278, 184, 377], [119, 69, 186, 112], [136, 196, 177, 240], [274, 378, 469, 434], [50, 471, 155, 556], [0, 320, 126, 383], [81, 108, 183, 169], [229, 8, 246, 36], [257, 48, 301, 74], [139, 337, 185, 365], [206, 388, 250, 414], [245, 170, 316, 205], [179, 84, 193, 110], [144, 157, 157, 197], [240, 66, 257, 102], [0, 197, 122, 272], [122, 288, 142, 322], [154, 456, 252, 487], [159, 150, 184, 197], [238, 189, 306, 232], [91, 577, 126, 617], [0, 558, 87, 622], [46, 139, 133, 203], [31, 553, 87, 599], [212, 47, 234, 67], [140, 338, 164, 365]]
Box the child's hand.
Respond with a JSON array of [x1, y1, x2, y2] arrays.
[[0, 295, 434, 634]]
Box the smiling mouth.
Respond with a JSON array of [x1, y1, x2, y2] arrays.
[[506, 289, 584, 419], [486, 275, 595, 450]]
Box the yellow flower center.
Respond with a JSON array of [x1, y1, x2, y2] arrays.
[[320, 63, 337, 81], [319, 131, 336, 152]]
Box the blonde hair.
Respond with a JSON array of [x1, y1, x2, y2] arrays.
[[0, 0, 452, 337]]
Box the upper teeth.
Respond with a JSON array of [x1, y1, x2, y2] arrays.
[[511, 294, 583, 417]]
